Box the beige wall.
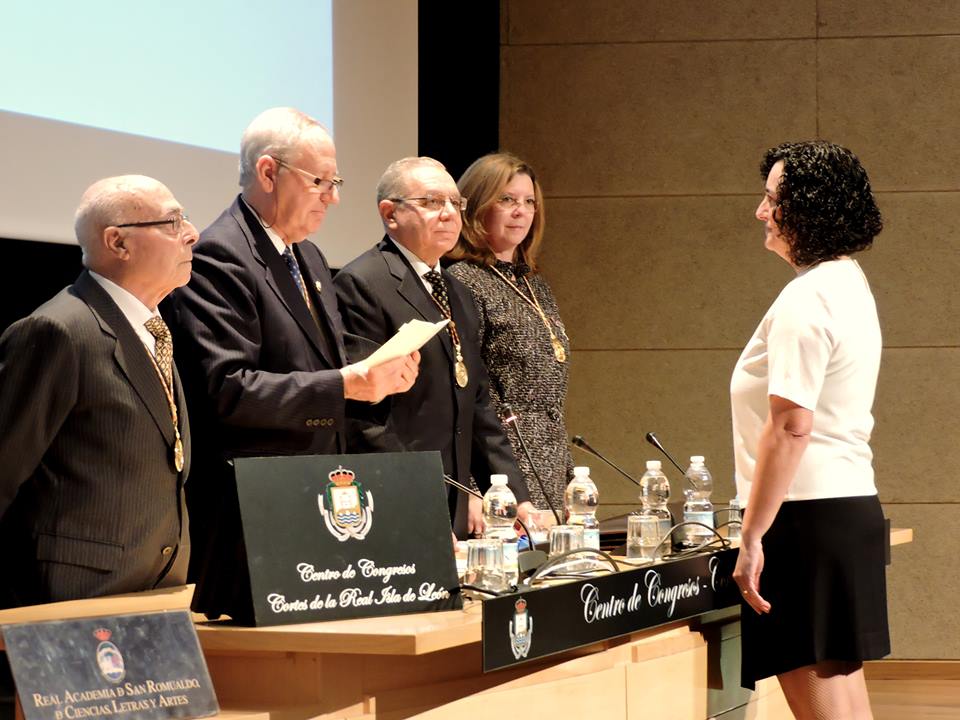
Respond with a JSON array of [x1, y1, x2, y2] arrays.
[[500, 1, 960, 659]]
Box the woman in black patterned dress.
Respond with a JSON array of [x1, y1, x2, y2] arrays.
[[447, 153, 572, 518]]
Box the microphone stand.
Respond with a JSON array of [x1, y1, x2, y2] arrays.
[[644, 431, 686, 476], [570, 435, 642, 486], [645, 432, 699, 491], [501, 405, 563, 526]]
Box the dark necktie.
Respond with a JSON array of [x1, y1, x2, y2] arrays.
[[422, 270, 450, 316], [282, 246, 311, 307], [144, 315, 173, 389]]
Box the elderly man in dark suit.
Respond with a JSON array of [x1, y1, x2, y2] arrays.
[[0, 175, 197, 608], [334, 157, 532, 538], [168, 107, 418, 621]]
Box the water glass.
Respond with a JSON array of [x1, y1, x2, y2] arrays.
[[526, 508, 556, 548], [548, 524, 584, 557], [464, 538, 506, 591], [627, 514, 662, 561]]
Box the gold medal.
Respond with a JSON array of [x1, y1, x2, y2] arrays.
[[173, 434, 185, 473], [551, 335, 567, 363], [490, 267, 568, 364], [455, 359, 469, 388], [146, 346, 186, 474]]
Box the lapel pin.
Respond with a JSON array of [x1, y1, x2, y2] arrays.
[[314, 280, 322, 293]]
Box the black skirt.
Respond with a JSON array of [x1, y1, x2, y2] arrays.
[[740, 494, 890, 689]]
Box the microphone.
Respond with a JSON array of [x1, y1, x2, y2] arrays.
[[570, 435, 641, 487], [443, 474, 482, 499], [645, 432, 697, 490], [500, 404, 563, 526]]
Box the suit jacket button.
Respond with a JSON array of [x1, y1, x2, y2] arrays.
[[161, 546, 174, 557]]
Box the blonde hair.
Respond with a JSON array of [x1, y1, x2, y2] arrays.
[[447, 152, 545, 271]]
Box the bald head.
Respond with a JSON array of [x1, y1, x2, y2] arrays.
[[239, 107, 334, 191], [75, 175, 167, 270], [73, 175, 198, 309]]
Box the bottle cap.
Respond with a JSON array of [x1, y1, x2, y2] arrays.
[[573, 466, 590, 476], [690, 455, 704, 464], [645, 460, 662, 470], [490, 474, 508, 485]]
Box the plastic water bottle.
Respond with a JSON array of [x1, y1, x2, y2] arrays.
[[565, 466, 600, 568], [639, 460, 672, 542], [727, 495, 742, 541], [681, 455, 714, 547], [483, 474, 518, 586]]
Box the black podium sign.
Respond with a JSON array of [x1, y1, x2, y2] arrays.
[[2, 611, 217, 720], [482, 548, 741, 671], [233, 451, 462, 626]]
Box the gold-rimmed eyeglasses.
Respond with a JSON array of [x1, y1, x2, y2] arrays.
[[496, 194, 537, 212], [390, 196, 467, 213]]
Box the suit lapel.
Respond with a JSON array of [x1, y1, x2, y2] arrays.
[[380, 239, 454, 362], [234, 199, 337, 368], [72, 271, 174, 445]]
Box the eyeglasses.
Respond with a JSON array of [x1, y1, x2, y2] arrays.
[[496, 194, 538, 212], [115, 212, 189, 236], [271, 156, 344, 194], [390, 196, 468, 213]]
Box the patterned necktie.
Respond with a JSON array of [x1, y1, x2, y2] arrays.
[[423, 270, 450, 316], [282, 245, 311, 307], [144, 315, 173, 389]]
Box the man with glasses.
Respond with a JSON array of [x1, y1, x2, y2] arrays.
[[167, 107, 419, 622], [0, 175, 197, 607], [335, 157, 532, 538]]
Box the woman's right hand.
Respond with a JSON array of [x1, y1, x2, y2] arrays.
[[733, 538, 772, 615]]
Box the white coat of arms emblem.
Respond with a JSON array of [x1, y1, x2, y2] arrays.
[[94, 628, 125, 683], [509, 597, 533, 659], [319, 465, 374, 541]]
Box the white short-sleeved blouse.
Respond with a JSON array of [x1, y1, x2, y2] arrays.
[[730, 258, 881, 503]]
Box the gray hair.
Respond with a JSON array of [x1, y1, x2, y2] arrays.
[[239, 107, 331, 190], [74, 175, 160, 267], [376, 157, 447, 204]]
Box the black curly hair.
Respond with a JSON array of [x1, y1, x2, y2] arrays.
[[761, 141, 883, 267]]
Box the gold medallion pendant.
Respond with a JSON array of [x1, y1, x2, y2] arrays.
[[455, 360, 469, 388], [490, 266, 568, 365], [173, 436, 185, 473], [552, 335, 567, 363]]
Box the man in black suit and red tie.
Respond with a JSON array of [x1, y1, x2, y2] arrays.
[[0, 175, 197, 608], [334, 157, 532, 538], [167, 107, 418, 621]]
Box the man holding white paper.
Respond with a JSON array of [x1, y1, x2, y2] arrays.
[[165, 108, 418, 621], [335, 157, 532, 538]]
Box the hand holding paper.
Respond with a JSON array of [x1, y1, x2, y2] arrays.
[[341, 319, 446, 403], [358, 318, 448, 369]]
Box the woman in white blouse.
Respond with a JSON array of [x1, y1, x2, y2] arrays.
[[731, 141, 887, 718]]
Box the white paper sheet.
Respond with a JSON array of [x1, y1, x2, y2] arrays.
[[359, 318, 448, 368]]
